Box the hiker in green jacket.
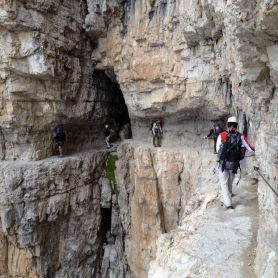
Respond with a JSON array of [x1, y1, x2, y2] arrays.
[[152, 117, 163, 147]]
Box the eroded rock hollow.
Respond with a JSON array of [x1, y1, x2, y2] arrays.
[[0, 0, 277, 277]]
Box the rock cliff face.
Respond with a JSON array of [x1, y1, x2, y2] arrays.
[[116, 141, 219, 277], [0, 0, 277, 277], [0, 1, 129, 277], [0, 151, 108, 277], [86, 0, 278, 277], [0, 0, 129, 161]]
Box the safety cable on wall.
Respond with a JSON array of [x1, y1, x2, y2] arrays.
[[254, 166, 278, 198]]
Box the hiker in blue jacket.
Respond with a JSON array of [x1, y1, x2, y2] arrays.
[[52, 126, 67, 156]]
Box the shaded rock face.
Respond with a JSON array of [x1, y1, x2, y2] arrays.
[[0, 151, 108, 277], [0, 0, 130, 161], [0, 1, 131, 277], [0, 0, 90, 160]]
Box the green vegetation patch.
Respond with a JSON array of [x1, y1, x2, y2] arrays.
[[105, 154, 119, 195]]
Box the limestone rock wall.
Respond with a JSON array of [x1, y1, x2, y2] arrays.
[[86, 0, 278, 277], [0, 0, 126, 161], [0, 0, 277, 277], [0, 1, 129, 277], [0, 0, 88, 160], [0, 150, 108, 277], [114, 141, 218, 277]]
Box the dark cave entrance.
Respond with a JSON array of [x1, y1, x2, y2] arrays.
[[92, 70, 132, 139], [55, 69, 131, 155]]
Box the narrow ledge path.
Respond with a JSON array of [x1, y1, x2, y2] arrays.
[[148, 178, 259, 278]]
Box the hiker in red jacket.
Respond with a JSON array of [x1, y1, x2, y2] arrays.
[[216, 116, 255, 209]]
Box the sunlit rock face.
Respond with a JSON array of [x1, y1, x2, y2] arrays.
[[86, 0, 278, 277], [0, 0, 277, 277], [115, 141, 219, 277]]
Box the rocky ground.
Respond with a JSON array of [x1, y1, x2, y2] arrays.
[[148, 178, 259, 278], [0, 0, 277, 277], [113, 139, 260, 277]]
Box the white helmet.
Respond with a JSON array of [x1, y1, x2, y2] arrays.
[[105, 124, 109, 128], [227, 116, 238, 124]]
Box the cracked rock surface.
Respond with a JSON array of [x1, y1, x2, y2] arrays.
[[0, 151, 108, 277], [0, 0, 277, 277]]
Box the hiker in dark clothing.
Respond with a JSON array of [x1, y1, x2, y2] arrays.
[[104, 125, 117, 148], [205, 122, 223, 153], [104, 125, 111, 148], [152, 118, 163, 147], [52, 127, 67, 156]]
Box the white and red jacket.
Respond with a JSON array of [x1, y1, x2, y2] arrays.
[[216, 131, 255, 154]]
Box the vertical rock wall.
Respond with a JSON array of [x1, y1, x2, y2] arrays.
[[0, 0, 277, 277], [0, 0, 127, 161], [115, 139, 219, 277], [86, 0, 278, 277], [0, 151, 108, 277], [0, 0, 91, 160], [0, 1, 125, 277]]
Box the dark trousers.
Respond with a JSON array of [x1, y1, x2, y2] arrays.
[[214, 138, 217, 153], [153, 133, 162, 147]]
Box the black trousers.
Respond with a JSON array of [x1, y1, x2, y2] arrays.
[[214, 138, 217, 153], [153, 133, 162, 147]]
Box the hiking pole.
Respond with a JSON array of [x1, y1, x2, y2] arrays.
[[254, 166, 278, 198]]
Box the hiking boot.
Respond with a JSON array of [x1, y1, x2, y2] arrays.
[[226, 205, 234, 210]]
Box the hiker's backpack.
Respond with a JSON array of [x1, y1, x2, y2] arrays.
[[150, 119, 163, 130], [152, 122, 162, 134], [218, 132, 244, 172], [53, 127, 65, 142], [150, 119, 156, 130]]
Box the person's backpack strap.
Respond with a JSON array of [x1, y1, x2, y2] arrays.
[[236, 132, 242, 145]]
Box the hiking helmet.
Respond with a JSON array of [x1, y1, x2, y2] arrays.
[[227, 116, 238, 124]]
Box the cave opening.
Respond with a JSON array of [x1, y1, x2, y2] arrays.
[[61, 69, 132, 154], [92, 69, 132, 140]]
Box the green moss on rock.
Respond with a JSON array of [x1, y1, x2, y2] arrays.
[[105, 154, 119, 195]]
